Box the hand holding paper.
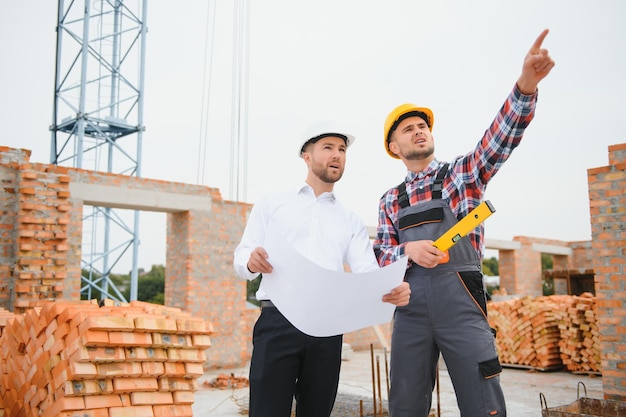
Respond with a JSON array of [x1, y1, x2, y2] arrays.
[[260, 231, 408, 337]]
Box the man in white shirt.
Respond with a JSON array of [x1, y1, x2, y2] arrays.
[[233, 121, 411, 417]]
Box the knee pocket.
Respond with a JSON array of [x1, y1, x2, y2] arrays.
[[479, 357, 502, 379], [478, 357, 506, 416]]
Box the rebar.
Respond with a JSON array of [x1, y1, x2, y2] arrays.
[[370, 344, 377, 417]]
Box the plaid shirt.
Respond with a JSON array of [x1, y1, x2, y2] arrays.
[[374, 84, 538, 266]]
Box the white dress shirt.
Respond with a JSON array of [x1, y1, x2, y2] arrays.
[[233, 183, 380, 300]]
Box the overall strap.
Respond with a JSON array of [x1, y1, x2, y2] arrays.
[[432, 163, 449, 200], [397, 182, 409, 209], [396, 163, 450, 208]]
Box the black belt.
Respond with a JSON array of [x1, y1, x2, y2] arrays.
[[260, 300, 276, 308]]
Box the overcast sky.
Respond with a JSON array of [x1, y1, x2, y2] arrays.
[[2, 1, 624, 273]]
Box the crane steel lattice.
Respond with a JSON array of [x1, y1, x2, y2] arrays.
[[50, 0, 147, 302]]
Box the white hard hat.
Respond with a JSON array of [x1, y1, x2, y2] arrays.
[[298, 120, 356, 158]]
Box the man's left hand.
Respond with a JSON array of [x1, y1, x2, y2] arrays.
[[382, 281, 411, 306]]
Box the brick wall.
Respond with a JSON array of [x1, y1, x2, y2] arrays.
[[0, 147, 73, 314], [0, 148, 22, 308], [587, 143, 626, 401], [166, 204, 252, 368], [569, 240, 594, 269], [497, 236, 566, 297], [496, 236, 594, 298]]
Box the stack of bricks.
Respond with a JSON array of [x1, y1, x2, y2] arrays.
[[488, 296, 562, 369], [0, 299, 213, 417], [488, 294, 600, 372], [553, 292, 601, 373], [0, 307, 15, 416]]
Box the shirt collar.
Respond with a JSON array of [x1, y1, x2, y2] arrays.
[[405, 159, 441, 183], [297, 182, 336, 202]]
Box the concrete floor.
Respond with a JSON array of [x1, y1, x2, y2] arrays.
[[191, 346, 605, 416]]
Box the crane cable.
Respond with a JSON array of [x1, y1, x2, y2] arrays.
[[230, 0, 250, 202], [196, 0, 217, 185], [197, 0, 250, 203]]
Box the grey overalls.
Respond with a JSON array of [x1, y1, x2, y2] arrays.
[[389, 164, 506, 417]]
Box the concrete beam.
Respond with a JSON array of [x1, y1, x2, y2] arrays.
[[69, 182, 212, 213], [485, 238, 521, 250], [531, 243, 573, 256]]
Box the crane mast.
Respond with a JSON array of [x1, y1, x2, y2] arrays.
[[50, 0, 148, 302]]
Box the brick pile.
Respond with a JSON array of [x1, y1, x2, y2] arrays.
[[553, 292, 601, 373], [488, 294, 601, 373], [488, 296, 562, 369], [0, 300, 213, 417]]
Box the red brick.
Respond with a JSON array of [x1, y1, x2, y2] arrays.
[[108, 405, 154, 417], [96, 361, 143, 378], [56, 409, 110, 417], [175, 317, 208, 334], [166, 348, 205, 363], [141, 361, 165, 376], [152, 405, 193, 417], [60, 379, 114, 396], [112, 377, 159, 393], [84, 393, 127, 408], [162, 362, 186, 377], [152, 333, 192, 348], [40, 396, 85, 417], [157, 376, 198, 392], [184, 362, 205, 377], [130, 391, 173, 405], [79, 315, 136, 333], [66, 345, 126, 363], [108, 331, 152, 347], [125, 346, 168, 361], [172, 390, 195, 404], [192, 334, 212, 348], [134, 316, 177, 332]]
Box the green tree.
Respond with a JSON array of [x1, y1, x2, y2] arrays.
[[541, 253, 553, 270], [482, 256, 499, 276], [80, 269, 127, 301], [247, 274, 262, 306], [123, 264, 165, 304], [81, 265, 166, 304], [542, 253, 554, 296]]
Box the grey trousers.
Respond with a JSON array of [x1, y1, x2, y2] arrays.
[[389, 270, 506, 417]]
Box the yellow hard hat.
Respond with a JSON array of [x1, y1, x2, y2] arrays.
[[384, 103, 434, 159]]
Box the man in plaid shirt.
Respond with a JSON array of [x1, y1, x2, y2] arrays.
[[374, 29, 555, 417]]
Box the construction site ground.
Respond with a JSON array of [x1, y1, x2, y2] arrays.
[[192, 346, 604, 416]]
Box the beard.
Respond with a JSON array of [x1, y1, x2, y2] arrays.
[[312, 162, 344, 184], [402, 143, 435, 161]]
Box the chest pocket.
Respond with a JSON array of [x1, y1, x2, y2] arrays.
[[396, 163, 449, 232], [398, 207, 444, 230]]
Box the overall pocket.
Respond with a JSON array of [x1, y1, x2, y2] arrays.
[[458, 270, 488, 318], [398, 207, 444, 230]]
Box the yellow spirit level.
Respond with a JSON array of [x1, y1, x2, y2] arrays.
[[433, 200, 496, 262]]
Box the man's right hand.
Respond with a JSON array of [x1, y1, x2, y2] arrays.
[[404, 240, 446, 268]]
